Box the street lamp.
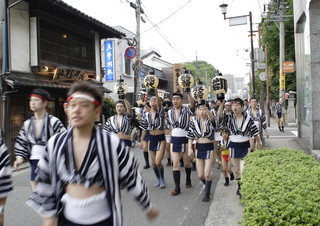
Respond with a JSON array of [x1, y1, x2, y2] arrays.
[[219, 3, 256, 97]]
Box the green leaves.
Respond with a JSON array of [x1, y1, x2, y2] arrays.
[[241, 148, 320, 225]]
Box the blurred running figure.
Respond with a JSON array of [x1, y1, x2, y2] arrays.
[[140, 89, 166, 188], [27, 81, 158, 226], [13, 88, 65, 191], [0, 135, 13, 226], [167, 91, 195, 195], [247, 97, 269, 151]]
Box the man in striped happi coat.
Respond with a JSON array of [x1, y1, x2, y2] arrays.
[[220, 98, 262, 198], [0, 135, 13, 226], [103, 98, 133, 148], [27, 81, 158, 226], [13, 88, 66, 191], [167, 91, 195, 196]]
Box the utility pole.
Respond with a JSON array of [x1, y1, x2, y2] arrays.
[[279, 1, 285, 100], [265, 43, 270, 127], [249, 11, 256, 97], [133, 0, 142, 104]]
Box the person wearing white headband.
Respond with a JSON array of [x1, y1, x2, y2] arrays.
[[27, 81, 158, 226], [13, 88, 66, 191], [219, 97, 262, 198], [167, 91, 195, 196]]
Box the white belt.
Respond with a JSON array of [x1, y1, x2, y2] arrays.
[[230, 135, 249, 143], [62, 191, 110, 224], [30, 145, 46, 160], [172, 128, 187, 137]]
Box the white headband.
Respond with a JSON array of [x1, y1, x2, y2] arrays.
[[66, 94, 101, 107]]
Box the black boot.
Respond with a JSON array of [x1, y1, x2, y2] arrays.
[[167, 158, 172, 166], [171, 171, 181, 195], [279, 127, 281, 131], [153, 167, 160, 187], [230, 172, 235, 181], [185, 167, 192, 188], [192, 161, 197, 171], [224, 177, 229, 186], [180, 158, 184, 167], [159, 167, 166, 188], [143, 152, 150, 169], [202, 180, 212, 202], [236, 179, 241, 198], [201, 179, 206, 185], [281, 126, 284, 132]]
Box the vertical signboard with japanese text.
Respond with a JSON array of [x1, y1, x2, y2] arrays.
[[173, 63, 182, 93], [104, 40, 115, 81]]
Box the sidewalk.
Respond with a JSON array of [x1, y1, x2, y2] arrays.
[[205, 117, 306, 226]]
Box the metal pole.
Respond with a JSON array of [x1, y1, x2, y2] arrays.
[[249, 11, 255, 97], [133, 0, 141, 104], [279, 1, 285, 100], [265, 43, 270, 127]]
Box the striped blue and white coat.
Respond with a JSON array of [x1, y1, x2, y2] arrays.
[[14, 113, 66, 160], [27, 126, 152, 226], [0, 136, 13, 198]]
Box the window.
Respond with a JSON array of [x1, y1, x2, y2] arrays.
[[39, 20, 95, 70]]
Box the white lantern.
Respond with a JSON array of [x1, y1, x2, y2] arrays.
[[178, 70, 194, 93], [191, 84, 209, 106], [144, 72, 159, 95], [114, 75, 128, 99], [212, 72, 228, 101]]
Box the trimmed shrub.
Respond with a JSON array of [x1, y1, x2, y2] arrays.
[[102, 96, 116, 119], [241, 148, 320, 225]]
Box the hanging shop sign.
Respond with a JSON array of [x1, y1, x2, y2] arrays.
[[104, 40, 115, 81], [53, 68, 93, 82]]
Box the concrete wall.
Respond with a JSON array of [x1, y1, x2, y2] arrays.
[[294, 0, 320, 150], [9, 0, 30, 72]]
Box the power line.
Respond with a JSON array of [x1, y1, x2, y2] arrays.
[[141, 0, 192, 34], [143, 13, 190, 61]]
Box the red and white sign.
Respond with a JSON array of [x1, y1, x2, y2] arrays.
[[125, 47, 137, 59]]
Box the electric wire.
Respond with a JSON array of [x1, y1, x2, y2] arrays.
[[141, 0, 192, 34], [143, 12, 190, 62]]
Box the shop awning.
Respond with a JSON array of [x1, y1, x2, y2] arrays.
[[4, 73, 111, 93]]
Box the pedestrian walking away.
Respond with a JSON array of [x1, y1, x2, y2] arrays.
[[140, 89, 167, 189], [0, 135, 13, 226], [167, 91, 195, 196], [13, 88, 66, 191], [275, 96, 285, 132], [26, 81, 158, 226], [103, 98, 133, 149]]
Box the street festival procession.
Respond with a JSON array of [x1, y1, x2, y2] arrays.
[[0, 0, 320, 226]]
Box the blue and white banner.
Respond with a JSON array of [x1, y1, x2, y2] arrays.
[[104, 40, 115, 81]]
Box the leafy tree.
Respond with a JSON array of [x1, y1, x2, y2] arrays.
[[102, 96, 116, 119], [259, 0, 296, 101], [183, 61, 217, 84]]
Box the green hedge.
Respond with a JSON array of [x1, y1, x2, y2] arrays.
[[241, 148, 320, 226]]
